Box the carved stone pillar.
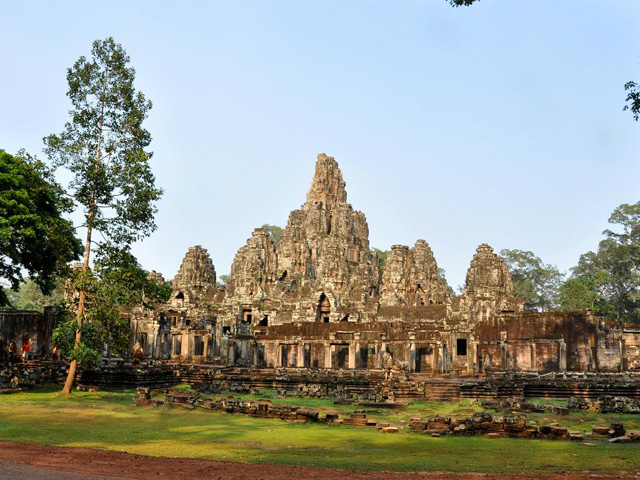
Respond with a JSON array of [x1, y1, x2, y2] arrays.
[[297, 341, 305, 368], [559, 339, 567, 372]]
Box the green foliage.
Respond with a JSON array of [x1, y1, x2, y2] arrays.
[[218, 274, 231, 285], [437, 267, 456, 297], [52, 313, 102, 368], [371, 248, 388, 275], [0, 149, 82, 306], [559, 202, 640, 323], [449, 0, 479, 6], [44, 37, 162, 249], [499, 249, 564, 311], [262, 224, 283, 244], [624, 81, 640, 121], [6, 278, 64, 312], [60, 246, 171, 362]]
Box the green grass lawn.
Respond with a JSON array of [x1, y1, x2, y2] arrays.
[[0, 385, 639, 476]]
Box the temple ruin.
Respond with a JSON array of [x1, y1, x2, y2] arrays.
[[126, 153, 640, 375]]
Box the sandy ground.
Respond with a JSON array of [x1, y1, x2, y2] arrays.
[[0, 441, 635, 480]]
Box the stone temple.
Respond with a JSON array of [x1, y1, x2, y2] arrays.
[[125, 153, 640, 375]]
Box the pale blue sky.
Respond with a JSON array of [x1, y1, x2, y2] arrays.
[[1, 0, 639, 289]]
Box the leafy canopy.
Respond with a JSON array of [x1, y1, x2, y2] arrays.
[[499, 249, 564, 311], [44, 37, 162, 248], [558, 202, 640, 323], [0, 149, 82, 306], [262, 224, 284, 245]]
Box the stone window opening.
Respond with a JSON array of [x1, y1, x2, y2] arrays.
[[279, 270, 288, 281], [316, 293, 331, 323], [341, 314, 349, 322], [222, 326, 231, 334], [327, 215, 332, 234], [456, 338, 467, 357], [194, 336, 204, 356], [242, 308, 252, 323], [259, 315, 269, 326], [175, 292, 184, 300]]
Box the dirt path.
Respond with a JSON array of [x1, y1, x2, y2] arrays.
[[0, 441, 633, 480]]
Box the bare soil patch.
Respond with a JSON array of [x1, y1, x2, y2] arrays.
[[0, 441, 632, 480]]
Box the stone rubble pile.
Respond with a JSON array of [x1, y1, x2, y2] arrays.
[[133, 388, 640, 443], [567, 395, 640, 414]]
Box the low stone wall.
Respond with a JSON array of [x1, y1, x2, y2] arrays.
[[0, 361, 68, 390]]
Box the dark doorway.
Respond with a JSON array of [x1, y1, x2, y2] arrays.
[[337, 346, 349, 369], [194, 336, 204, 356], [281, 344, 290, 367], [415, 346, 433, 373], [304, 344, 311, 368], [456, 338, 468, 357]]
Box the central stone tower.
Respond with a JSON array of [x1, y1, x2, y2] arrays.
[[223, 153, 380, 325]]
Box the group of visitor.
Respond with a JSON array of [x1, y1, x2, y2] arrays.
[[0, 338, 33, 363]]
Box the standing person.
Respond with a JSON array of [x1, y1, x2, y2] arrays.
[[22, 338, 31, 362]]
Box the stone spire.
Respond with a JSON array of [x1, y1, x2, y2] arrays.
[[223, 153, 379, 325], [380, 240, 449, 307], [305, 153, 347, 206], [172, 245, 216, 306], [463, 243, 521, 321]]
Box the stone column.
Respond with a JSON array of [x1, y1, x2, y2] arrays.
[[500, 341, 507, 371], [183, 333, 190, 362], [433, 342, 441, 373], [203, 335, 210, 361], [297, 341, 305, 368], [620, 340, 626, 372], [530, 344, 536, 371], [559, 339, 567, 372], [467, 341, 475, 374], [330, 344, 337, 369], [408, 333, 416, 372], [379, 334, 388, 369], [252, 342, 258, 367], [352, 333, 361, 369], [324, 343, 331, 369], [229, 341, 235, 364], [348, 343, 355, 369], [473, 342, 479, 373]]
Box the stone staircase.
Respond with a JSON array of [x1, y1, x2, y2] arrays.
[[423, 379, 462, 402]]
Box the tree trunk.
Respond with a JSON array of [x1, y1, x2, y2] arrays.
[[60, 105, 103, 394], [60, 221, 93, 394]]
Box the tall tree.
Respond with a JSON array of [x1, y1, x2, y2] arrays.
[[559, 202, 640, 323], [0, 149, 82, 305], [499, 249, 564, 311], [558, 251, 609, 313], [44, 38, 162, 394]]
